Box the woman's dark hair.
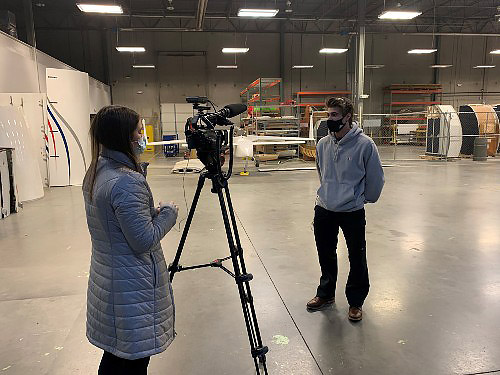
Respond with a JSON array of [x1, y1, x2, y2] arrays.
[[83, 105, 140, 199]]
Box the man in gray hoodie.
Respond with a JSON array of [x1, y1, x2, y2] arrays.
[[307, 97, 384, 321]]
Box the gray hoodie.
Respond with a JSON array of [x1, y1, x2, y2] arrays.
[[315, 123, 384, 212]]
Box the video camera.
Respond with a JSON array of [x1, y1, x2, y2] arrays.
[[184, 96, 246, 177]]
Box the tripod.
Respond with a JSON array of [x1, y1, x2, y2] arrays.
[[168, 169, 269, 374]]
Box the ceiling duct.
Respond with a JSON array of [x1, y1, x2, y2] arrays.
[[195, 0, 209, 30]]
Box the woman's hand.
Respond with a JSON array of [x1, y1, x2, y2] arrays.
[[157, 201, 179, 216]]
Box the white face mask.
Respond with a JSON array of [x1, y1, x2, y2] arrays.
[[133, 135, 147, 154]]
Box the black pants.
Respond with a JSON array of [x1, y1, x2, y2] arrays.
[[98, 351, 150, 375], [313, 205, 369, 308]]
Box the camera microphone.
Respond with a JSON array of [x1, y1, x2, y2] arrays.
[[216, 103, 247, 118]]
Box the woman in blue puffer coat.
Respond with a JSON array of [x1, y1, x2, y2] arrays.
[[83, 106, 179, 374]]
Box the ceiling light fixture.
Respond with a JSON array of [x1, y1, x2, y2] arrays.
[[408, 49, 437, 54], [292, 65, 314, 69], [222, 48, 249, 53], [116, 47, 146, 52], [378, 10, 422, 20], [473, 65, 496, 68], [133, 65, 155, 68], [365, 64, 385, 68], [430, 65, 452, 68], [217, 65, 238, 69], [77, 4, 123, 14], [319, 48, 348, 54], [237, 8, 279, 17], [489, 49, 500, 54]]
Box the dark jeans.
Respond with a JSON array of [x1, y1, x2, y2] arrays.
[[98, 351, 150, 375], [313, 205, 369, 308]]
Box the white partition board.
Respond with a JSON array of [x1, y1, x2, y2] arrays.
[[0, 106, 44, 201], [0, 94, 48, 185], [161, 103, 194, 136]]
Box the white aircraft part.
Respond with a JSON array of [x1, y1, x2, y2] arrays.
[[147, 140, 187, 146], [427, 105, 462, 158], [245, 135, 314, 142], [172, 159, 205, 174], [148, 134, 311, 159], [234, 137, 254, 158], [0, 106, 44, 201], [259, 167, 317, 172], [438, 105, 462, 158], [252, 141, 306, 145], [46, 68, 91, 186]]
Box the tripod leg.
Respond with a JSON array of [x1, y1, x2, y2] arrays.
[[223, 185, 268, 372], [169, 173, 206, 281], [215, 185, 268, 374]]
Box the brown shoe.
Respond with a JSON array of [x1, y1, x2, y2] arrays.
[[306, 296, 335, 310], [348, 306, 362, 321]]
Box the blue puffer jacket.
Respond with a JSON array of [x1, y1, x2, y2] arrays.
[[83, 148, 178, 360]]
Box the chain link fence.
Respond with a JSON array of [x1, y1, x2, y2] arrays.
[[357, 109, 500, 161]]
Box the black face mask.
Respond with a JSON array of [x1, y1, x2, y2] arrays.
[[327, 118, 346, 133]]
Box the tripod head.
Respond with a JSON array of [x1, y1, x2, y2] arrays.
[[184, 97, 247, 178]]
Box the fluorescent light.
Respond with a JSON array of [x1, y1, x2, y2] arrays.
[[292, 65, 314, 69], [133, 65, 155, 69], [365, 64, 385, 68], [408, 49, 437, 54], [238, 8, 279, 17], [378, 10, 421, 20], [77, 4, 123, 14], [222, 48, 249, 53], [473, 65, 496, 68], [490, 49, 500, 54], [116, 47, 146, 52], [217, 65, 238, 69], [319, 48, 348, 54], [430, 64, 452, 68]]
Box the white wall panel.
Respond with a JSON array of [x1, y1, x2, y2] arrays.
[[46, 68, 91, 186]]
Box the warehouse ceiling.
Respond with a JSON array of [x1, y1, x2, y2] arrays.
[[2, 0, 500, 35]]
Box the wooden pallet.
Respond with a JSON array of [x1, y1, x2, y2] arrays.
[[419, 154, 460, 161]]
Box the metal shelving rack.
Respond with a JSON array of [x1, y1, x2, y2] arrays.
[[240, 78, 302, 159], [382, 84, 443, 144], [247, 116, 300, 137], [240, 78, 283, 112]]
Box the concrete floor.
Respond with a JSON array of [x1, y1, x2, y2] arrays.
[[1, 155, 500, 375]]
